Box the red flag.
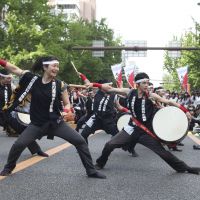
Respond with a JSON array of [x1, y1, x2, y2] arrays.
[[128, 71, 135, 88], [176, 66, 188, 92], [111, 64, 123, 88], [124, 62, 135, 88], [182, 73, 188, 91], [116, 69, 123, 87]]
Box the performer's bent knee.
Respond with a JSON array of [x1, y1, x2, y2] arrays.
[[12, 141, 27, 149], [104, 141, 116, 150]]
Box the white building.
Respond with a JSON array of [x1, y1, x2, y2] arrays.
[[48, 0, 80, 20], [48, 0, 96, 22]]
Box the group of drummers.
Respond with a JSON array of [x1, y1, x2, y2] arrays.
[[0, 56, 200, 178]]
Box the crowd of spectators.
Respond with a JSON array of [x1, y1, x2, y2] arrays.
[[166, 90, 200, 108]]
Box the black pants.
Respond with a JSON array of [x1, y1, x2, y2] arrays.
[[0, 112, 4, 127], [96, 129, 189, 172], [75, 114, 91, 132], [6, 112, 42, 155], [74, 109, 85, 124], [81, 115, 119, 143], [3, 121, 96, 175]]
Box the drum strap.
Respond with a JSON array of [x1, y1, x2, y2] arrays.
[[91, 98, 94, 111], [49, 80, 56, 112], [128, 89, 148, 122], [5, 76, 38, 113], [131, 117, 158, 140], [4, 85, 8, 105]]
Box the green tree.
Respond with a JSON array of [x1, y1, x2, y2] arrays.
[[0, 1, 121, 84], [62, 18, 121, 84], [163, 21, 200, 91], [163, 51, 182, 91], [0, 0, 72, 71], [162, 73, 180, 91]]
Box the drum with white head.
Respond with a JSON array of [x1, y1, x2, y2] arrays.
[[16, 112, 31, 126], [5, 112, 31, 137], [117, 113, 132, 131], [152, 106, 188, 143]]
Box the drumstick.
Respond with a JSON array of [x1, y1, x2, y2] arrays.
[[69, 84, 97, 89], [68, 83, 113, 89], [69, 84, 86, 88], [70, 61, 79, 74], [105, 82, 113, 86]]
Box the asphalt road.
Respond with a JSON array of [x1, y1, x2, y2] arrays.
[[0, 127, 200, 200]]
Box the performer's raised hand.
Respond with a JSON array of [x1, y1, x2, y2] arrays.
[[0, 59, 24, 76], [85, 82, 94, 88], [78, 72, 90, 84]]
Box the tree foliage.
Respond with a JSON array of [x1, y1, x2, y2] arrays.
[[0, 0, 121, 84], [163, 21, 200, 91]]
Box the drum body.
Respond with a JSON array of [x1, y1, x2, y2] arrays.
[[5, 112, 30, 137], [116, 112, 132, 131], [16, 112, 31, 126], [152, 106, 188, 143]]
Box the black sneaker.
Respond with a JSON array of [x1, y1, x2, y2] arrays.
[[171, 147, 182, 152], [187, 167, 200, 175], [0, 168, 13, 176], [94, 163, 104, 170], [37, 151, 49, 157], [88, 171, 106, 179], [193, 145, 200, 150], [131, 150, 139, 157]]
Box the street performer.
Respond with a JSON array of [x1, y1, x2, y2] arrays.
[[86, 72, 200, 175], [0, 57, 106, 179], [77, 73, 131, 143]]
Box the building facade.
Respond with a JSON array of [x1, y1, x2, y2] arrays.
[[48, 0, 80, 19], [48, 0, 96, 22], [79, 0, 96, 22]]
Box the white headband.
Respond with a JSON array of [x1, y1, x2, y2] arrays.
[[156, 89, 165, 92], [135, 78, 149, 83], [0, 73, 12, 78], [42, 60, 59, 65]]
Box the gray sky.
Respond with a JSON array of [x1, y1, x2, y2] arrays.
[[96, 0, 200, 86]]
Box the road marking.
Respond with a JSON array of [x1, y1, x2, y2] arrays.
[[0, 143, 72, 181], [0, 130, 103, 181], [1, 131, 198, 181], [188, 132, 200, 145]]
